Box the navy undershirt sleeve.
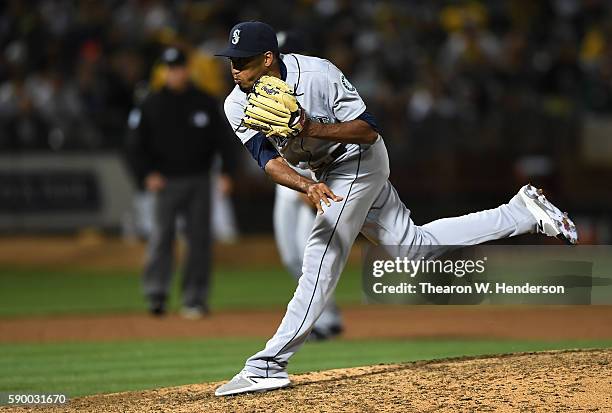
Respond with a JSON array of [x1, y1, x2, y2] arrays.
[[356, 110, 379, 133], [244, 132, 280, 169]]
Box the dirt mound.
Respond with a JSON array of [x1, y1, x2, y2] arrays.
[[4, 349, 611, 412]]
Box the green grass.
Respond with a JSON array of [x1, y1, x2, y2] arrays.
[[2, 265, 611, 399], [1, 338, 610, 397], [0, 266, 363, 317]]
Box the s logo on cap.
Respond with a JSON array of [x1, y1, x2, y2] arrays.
[[232, 29, 241, 45]]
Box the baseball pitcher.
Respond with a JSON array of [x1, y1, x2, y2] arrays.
[[214, 21, 578, 396]]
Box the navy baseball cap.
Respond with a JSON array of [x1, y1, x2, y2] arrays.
[[215, 21, 278, 58]]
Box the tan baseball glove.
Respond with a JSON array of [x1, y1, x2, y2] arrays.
[[243, 75, 306, 139]]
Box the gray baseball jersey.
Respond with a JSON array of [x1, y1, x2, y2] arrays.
[[224, 53, 372, 171], [224, 53, 538, 379]]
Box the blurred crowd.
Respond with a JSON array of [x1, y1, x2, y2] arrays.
[[1, 1, 611, 192]]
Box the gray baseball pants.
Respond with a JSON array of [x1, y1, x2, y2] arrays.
[[273, 183, 343, 333], [245, 138, 536, 378]]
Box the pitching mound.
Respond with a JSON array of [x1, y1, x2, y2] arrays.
[[6, 349, 611, 412]]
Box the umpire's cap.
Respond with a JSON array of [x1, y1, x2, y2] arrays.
[[161, 47, 187, 66], [215, 21, 278, 58]]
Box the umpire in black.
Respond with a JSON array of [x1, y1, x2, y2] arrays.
[[126, 47, 236, 318]]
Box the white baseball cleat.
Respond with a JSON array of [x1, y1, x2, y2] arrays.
[[518, 184, 578, 245], [214, 368, 291, 397]]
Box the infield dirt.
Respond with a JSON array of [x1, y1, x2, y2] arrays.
[[2, 306, 612, 343], [3, 349, 611, 412]]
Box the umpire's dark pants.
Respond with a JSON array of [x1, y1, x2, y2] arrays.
[[143, 174, 211, 309]]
